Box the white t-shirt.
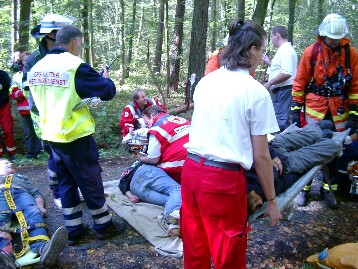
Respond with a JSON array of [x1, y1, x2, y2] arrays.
[[267, 42, 298, 87], [185, 67, 279, 170]]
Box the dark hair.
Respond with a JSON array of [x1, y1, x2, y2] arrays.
[[143, 105, 165, 117], [220, 19, 267, 70], [55, 25, 82, 46], [271, 25, 288, 39]]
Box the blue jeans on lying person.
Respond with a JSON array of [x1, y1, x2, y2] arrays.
[[130, 164, 181, 219], [0, 188, 47, 253]]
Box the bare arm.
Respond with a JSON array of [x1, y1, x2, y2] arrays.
[[264, 73, 291, 90], [35, 196, 47, 217], [252, 135, 281, 225], [137, 154, 160, 165]]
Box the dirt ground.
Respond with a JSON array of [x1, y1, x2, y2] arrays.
[[15, 156, 357, 269]]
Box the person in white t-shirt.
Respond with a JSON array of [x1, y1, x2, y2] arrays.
[[180, 19, 281, 269], [263, 25, 298, 131]]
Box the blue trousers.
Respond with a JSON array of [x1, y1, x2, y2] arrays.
[[48, 135, 113, 238], [337, 141, 358, 193], [271, 85, 292, 131], [20, 114, 42, 158], [130, 164, 181, 220], [0, 189, 47, 253]]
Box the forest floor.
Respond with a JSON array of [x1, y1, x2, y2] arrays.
[[15, 155, 357, 269]]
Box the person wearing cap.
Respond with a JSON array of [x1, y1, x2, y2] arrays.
[[262, 25, 298, 131], [23, 14, 76, 209], [28, 25, 126, 245], [291, 14, 358, 208]]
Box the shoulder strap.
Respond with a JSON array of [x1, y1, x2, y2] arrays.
[[310, 42, 321, 69], [344, 44, 350, 70]]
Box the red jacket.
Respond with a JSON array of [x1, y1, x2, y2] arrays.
[[149, 113, 190, 183], [119, 97, 166, 137], [9, 71, 30, 115]]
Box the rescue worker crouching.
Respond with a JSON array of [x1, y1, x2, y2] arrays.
[[291, 13, 358, 209]]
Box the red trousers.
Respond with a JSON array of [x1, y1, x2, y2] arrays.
[[0, 103, 16, 155], [180, 157, 250, 269]]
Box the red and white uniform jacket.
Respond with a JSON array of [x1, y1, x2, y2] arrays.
[[119, 97, 166, 137], [149, 113, 190, 183], [9, 71, 30, 115]]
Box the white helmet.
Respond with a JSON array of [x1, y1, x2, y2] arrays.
[[318, 14, 348, 39], [39, 14, 76, 34]]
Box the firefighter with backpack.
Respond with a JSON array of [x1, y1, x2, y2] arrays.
[[291, 14, 358, 208]]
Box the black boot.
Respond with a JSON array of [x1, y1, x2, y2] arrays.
[[320, 187, 339, 209]]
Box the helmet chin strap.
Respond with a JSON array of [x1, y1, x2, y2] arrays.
[[46, 35, 56, 42]]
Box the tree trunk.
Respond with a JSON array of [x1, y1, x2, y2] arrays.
[[252, 0, 269, 26], [288, 0, 296, 43], [18, 0, 31, 52], [165, 0, 170, 96], [126, 0, 137, 78], [237, 0, 245, 19], [153, 0, 165, 74], [209, 0, 217, 53], [188, 0, 209, 80], [318, 0, 324, 24], [136, 2, 144, 46], [89, 0, 95, 66], [168, 0, 186, 93], [11, 0, 18, 53], [81, 1, 90, 63], [120, 0, 126, 84]]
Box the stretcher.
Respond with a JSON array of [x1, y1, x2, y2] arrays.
[[249, 129, 350, 224]]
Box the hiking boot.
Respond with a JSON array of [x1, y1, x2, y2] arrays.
[[0, 251, 16, 269], [40, 226, 68, 267], [68, 224, 90, 246], [294, 191, 309, 206], [94, 221, 126, 240]]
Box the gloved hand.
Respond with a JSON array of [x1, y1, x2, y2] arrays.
[[346, 117, 358, 135], [290, 111, 301, 127]]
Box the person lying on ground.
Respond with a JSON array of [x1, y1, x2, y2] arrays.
[[0, 159, 67, 268], [119, 162, 181, 237], [247, 123, 338, 213]]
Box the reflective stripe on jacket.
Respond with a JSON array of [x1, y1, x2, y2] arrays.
[[149, 113, 190, 181], [292, 36, 358, 131]]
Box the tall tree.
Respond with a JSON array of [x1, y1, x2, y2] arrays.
[[318, 0, 324, 24], [126, 0, 137, 78], [288, 0, 296, 43], [18, 0, 31, 51], [120, 0, 126, 84], [89, 0, 95, 66], [81, 0, 90, 63], [252, 0, 269, 26], [11, 0, 19, 54], [153, 0, 165, 74], [168, 0, 186, 93], [237, 0, 245, 19], [188, 0, 209, 80], [209, 0, 217, 53]]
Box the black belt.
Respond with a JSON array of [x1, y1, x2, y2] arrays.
[[187, 153, 241, 171]]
